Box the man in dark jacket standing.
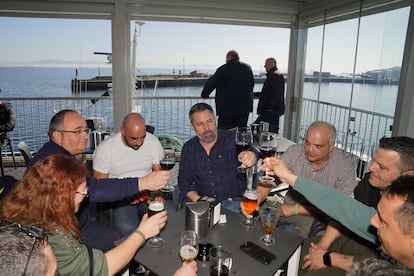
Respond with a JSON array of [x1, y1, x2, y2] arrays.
[[254, 57, 285, 133], [201, 50, 254, 130]]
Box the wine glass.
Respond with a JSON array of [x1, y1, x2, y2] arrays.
[[179, 230, 199, 263], [235, 126, 253, 173], [241, 189, 258, 228], [146, 191, 165, 248], [160, 147, 176, 192], [258, 132, 277, 183], [259, 207, 280, 246]]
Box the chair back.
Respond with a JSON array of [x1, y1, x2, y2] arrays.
[[146, 125, 155, 134], [17, 141, 32, 166]]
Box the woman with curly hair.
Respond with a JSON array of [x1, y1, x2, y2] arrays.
[[0, 154, 196, 275]]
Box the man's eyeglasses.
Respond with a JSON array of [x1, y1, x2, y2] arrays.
[[0, 218, 48, 276], [56, 128, 91, 136], [76, 186, 89, 197]]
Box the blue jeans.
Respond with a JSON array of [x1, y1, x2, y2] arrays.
[[112, 203, 148, 237], [221, 198, 242, 213]]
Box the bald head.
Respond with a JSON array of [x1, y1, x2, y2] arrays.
[[121, 113, 147, 150], [122, 113, 145, 128], [304, 121, 337, 166], [306, 121, 337, 144]]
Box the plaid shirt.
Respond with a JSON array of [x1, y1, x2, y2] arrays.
[[178, 129, 246, 200]]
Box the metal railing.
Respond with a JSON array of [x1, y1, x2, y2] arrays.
[[300, 98, 393, 157], [2, 95, 393, 177]]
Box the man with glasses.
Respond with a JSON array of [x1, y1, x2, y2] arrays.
[[0, 220, 58, 276], [28, 109, 170, 252], [93, 112, 164, 237]]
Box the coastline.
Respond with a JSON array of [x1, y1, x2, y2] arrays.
[[71, 75, 398, 92]]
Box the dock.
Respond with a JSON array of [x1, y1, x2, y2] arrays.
[[71, 76, 211, 92], [71, 75, 266, 92], [71, 74, 398, 92]]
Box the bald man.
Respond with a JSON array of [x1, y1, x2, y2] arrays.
[[93, 113, 164, 237], [242, 121, 357, 238]]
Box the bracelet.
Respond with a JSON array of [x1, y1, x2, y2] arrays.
[[134, 229, 146, 242], [294, 203, 300, 215]]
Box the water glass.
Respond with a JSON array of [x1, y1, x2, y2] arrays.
[[209, 246, 232, 276]]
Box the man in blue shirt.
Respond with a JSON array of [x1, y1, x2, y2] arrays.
[[178, 103, 257, 212], [29, 109, 171, 251]]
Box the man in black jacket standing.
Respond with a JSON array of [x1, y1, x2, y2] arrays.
[[201, 50, 254, 130], [254, 57, 285, 133]]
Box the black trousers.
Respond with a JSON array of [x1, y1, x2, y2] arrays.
[[218, 113, 249, 130], [254, 110, 281, 134]]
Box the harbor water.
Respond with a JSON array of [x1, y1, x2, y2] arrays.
[[0, 66, 398, 151]]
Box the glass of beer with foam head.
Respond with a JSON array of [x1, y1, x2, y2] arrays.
[[241, 189, 258, 228], [179, 230, 199, 263], [146, 191, 165, 248]]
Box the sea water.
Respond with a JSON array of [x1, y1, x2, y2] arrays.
[[0, 66, 398, 150]]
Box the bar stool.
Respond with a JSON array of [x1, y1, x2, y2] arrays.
[[0, 132, 17, 176]]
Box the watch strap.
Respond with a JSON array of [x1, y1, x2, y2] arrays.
[[323, 251, 332, 267]]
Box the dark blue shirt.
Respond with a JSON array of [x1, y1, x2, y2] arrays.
[[28, 140, 139, 229], [178, 129, 249, 200]]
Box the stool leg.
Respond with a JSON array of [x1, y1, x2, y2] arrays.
[[0, 148, 4, 176], [7, 138, 17, 169]]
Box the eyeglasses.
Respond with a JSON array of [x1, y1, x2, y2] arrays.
[[0, 218, 48, 276], [76, 186, 89, 197], [56, 128, 91, 136]]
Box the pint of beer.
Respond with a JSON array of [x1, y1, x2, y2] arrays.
[[242, 190, 258, 215], [148, 200, 164, 217]]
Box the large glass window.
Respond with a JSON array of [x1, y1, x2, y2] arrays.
[[302, 7, 409, 176]]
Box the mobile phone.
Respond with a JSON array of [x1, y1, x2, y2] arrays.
[[240, 241, 276, 265]]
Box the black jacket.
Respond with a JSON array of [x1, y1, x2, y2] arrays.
[[0, 102, 16, 144], [201, 59, 254, 116], [257, 67, 285, 115]]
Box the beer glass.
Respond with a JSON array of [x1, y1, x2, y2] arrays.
[[209, 246, 232, 276], [241, 189, 258, 228], [258, 132, 277, 183], [259, 207, 280, 246], [160, 147, 176, 192], [146, 191, 165, 248], [179, 230, 199, 263]]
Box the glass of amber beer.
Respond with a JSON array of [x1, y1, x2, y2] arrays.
[[146, 191, 165, 248], [259, 207, 280, 246], [241, 189, 258, 228]]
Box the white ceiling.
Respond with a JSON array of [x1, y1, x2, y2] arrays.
[[0, 0, 409, 28]]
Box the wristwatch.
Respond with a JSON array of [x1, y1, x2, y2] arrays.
[[323, 251, 332, 267], [197, 196, 209, 202]]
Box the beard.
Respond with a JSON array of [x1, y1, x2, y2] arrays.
[[197, 130, 216, 143], [123, 134, 141, 151]]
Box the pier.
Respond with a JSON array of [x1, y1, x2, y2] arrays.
[[71, 74, 398, 92], [71, 75, 267, 92]]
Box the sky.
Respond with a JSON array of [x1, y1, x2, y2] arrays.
[[0, 6, 409, 75]]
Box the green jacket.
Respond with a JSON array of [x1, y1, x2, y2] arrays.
[[48, 231, 109, 275], [294, 176, 379, 245]]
